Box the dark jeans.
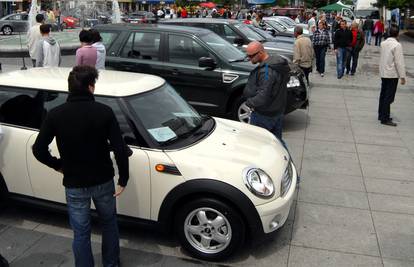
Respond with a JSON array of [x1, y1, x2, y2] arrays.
[[300, 66, 312, 86], [65, 180, 120, 267], [375, 33, 382, 46], [250, 111, 284, 143], [314, 46, 327, 74], [346, 47, 360, 74], [32, 59, 36, 67], [378, 78, 398, 123]]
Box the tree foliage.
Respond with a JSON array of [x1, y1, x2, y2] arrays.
[[374, 0, 413, 8]]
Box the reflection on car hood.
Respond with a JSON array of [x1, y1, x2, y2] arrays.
[[166, 118, 289, 204]]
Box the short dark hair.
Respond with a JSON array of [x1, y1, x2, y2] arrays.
[[89, 29, 102, 43], [294, 25, 303, 35], [79, 29, 92, 44], [39, 24, 51, 34], [312, 12, 316, 17], [68, 66, 99, 94], [389, 26, 399, 38], [35, 14, 44, 23]]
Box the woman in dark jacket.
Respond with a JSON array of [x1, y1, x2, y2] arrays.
[[312, 21, 330, 77]]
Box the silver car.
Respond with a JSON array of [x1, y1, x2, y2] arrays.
[[0, 13, 29, 35]]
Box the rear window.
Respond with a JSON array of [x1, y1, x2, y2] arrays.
[[100, 31, 119, 49]]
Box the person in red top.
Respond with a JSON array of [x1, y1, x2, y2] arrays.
[[374, 17, 385, 46], [345, 22, 365, 75], [181, 7, 188, 18]]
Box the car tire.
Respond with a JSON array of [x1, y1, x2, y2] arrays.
[[174, 198, 245, 261], [2, 26, 12, 35], [231, 95, 251, 124], [61, 22, 67, 30]]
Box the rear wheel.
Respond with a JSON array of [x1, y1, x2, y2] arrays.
[[61, 22, 67, 30], [2, 26, 12, 35], [174, 198, 245, 261], [0, 173, 9, 209]]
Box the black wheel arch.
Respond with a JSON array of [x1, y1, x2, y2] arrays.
[[157, 179, 264, 241], [225, 80, 248, 115]]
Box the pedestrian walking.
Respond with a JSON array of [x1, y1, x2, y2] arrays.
[[27, 14, 44, 67], [90, 29, 106, 70], [293, 26, 314, 85], [243, 41, 290, 143], [76, 30, 97, 67], [35, 24, 61, 67], [307, 12, 317, 41], [362, 15, 374, 45], [32, 65, 130, 267], [374, 17, 385, 46], [345, 22, 365, 76], [334, 20, 352, 79], [378, 26, 406, 126], [312, 21, 330, 77]]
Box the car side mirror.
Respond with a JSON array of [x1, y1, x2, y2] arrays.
[[199, 57, 216, 70], [233, 36, 245, 46], [266, 28, 276, 35]]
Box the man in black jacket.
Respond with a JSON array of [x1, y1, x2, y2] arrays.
[[334, 20, 353, 79], [32, 66, 129, 267], [244, 41, 290, 142]]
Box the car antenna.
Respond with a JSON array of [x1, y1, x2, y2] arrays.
[[18, 31, 27, 70]]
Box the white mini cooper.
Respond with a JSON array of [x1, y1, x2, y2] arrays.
[[0, 68, 297, 261]]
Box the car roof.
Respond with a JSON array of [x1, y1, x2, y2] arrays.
[[0, 68, 165, 97], [94, 23, 212, 35], [163, 18, 239, 25]]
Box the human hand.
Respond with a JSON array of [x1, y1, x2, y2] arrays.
[[401, 78, 406, 85], [113, 185, 125, 197], [334, 49, 338, 55]]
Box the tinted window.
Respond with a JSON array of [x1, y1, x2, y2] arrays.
[[168, 34, 210, 66], [100, 32, 119, 49], [0, 87, 46, 129], [203, 23, 223, 36], [223, 25, 239, 42], [95, 96, 139, 146], [121, 32, 161, 60]]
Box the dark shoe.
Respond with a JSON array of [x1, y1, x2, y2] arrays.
[[381, 120, 397, 126], [350, 73, 355, 76], [346, 71, 350, 75], [337, 75, 343, 79]]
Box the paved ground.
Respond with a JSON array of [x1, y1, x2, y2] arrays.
[[0, 34, 413, 267]]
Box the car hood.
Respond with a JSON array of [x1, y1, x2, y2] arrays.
[[166, 118, 290, 204], [263, 41, 293, 53]]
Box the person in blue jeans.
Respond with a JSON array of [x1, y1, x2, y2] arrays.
[[32, 66, 130, 267], [244, 41, 290, 142], [334, 20, 353, 79], [312, 21, 330, 77]]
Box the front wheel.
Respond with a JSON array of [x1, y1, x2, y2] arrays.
[[2, 26, 12, 35], [231, 96, 251, 124], [174, 198, 245, 261]]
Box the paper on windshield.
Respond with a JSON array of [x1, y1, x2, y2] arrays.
[[148, 127, 177, 142]]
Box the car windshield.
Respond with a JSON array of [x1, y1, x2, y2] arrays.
[[199, 32, 246, 62], [126, 83, 207, 145], [248, 25, 274, 39], [233, 23, 265, 41], [265, 20, 286, 32]]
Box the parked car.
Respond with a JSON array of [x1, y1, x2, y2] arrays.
[[0, 67, 297, 261], [61, 16, 79, 29], [263, 17, 309, 37], [126, 11, 156, 24], [160, 18, 294, 60], [95, 24, 308, 123], [0, 13, 28, 35], [272, 15, 309, 30], [246, 24, 294, 44]]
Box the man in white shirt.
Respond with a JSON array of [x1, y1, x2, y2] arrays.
[[27, 14, 44, 67], [307, 12, 317, 41], [378, 26, 406, 126]]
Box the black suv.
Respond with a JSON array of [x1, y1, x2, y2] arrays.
[[160, 18, 294, 60], [95, 24, 308, 122]]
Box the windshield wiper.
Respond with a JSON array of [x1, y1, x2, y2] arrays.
[[229, 57, 247, 63]]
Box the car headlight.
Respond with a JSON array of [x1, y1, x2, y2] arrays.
[[243, 168, 274, 198], [287, 76, 300, 88], [281, 161, 293, 197]]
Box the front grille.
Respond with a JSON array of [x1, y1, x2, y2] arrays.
[[281, 161, 293, 197]]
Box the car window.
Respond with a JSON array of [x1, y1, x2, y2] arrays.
[[203, 23, 223, 36], [121, 32, 161, 61], [168, 34, 210, 66], [95, 96, 140, 146], [233, 23, 264, 41], [223, 25, 239, 42], [100, 32, 119, 49], [0, 87, 45, 129]]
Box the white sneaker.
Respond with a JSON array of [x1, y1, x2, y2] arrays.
[[320, 73, 324, 77]]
